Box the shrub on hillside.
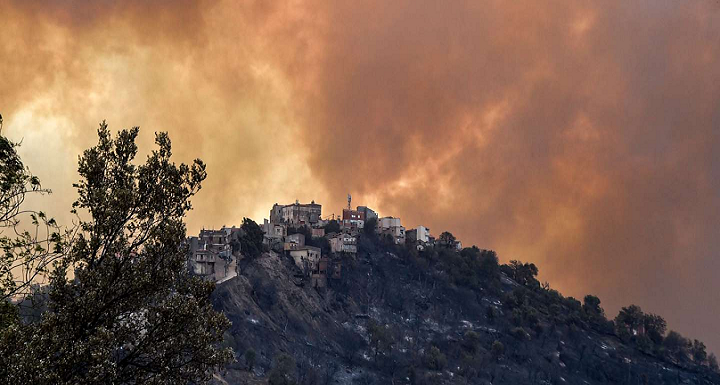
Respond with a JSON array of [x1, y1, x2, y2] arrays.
[[424, 346, 447, 371]]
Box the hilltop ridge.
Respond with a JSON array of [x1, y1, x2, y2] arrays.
[[208, 224, 720, 385]]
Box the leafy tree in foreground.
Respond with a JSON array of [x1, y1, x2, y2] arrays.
[[0, 135, 70, 325], [0, 123, 232, 384]]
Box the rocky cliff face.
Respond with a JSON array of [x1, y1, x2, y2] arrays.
[[211, 249, 719, 385]]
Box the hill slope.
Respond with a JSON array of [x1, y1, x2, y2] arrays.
[[211, 241, 719, 384]]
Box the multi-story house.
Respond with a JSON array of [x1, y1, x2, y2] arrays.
[[187, 227, 241, 282], [328, 232, 357, 254], [284, 233, 306, 251], [311, 227, 325, 238], [342, 209, 365, 230], [263, 219, 287, 243], [407, 225, 431, 244], [269, 200, 322, 227], [289, 246, 322, 275], [311, 257, 329, 288], [356, 206, 378, 222], [377, 216, 406, 244]]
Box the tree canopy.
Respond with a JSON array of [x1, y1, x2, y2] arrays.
[[239, 217, 264, 259], [503, 260, 539, 288], [0, 123, 232, 384], [363, 217, 377, 238], [439, 231, 456, 247], [323, 219, 340, 234], [0, 135, 66, 320]]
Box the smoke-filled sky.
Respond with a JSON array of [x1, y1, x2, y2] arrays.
[[3, 0, 720, 352]]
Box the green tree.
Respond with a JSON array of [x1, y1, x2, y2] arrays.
[[708, 353, 718, 371], [642, 313, 667, 345], [245, 348, 256, 371], [439, 231, 456, 248], [461, 331, 481, 354], [240, 217, 264, 259], [614, 305, 644, 342], [363, 217, 377, 238], [663, 330, 690, 361], [424, 346, 447, 371], [491, 340, 504, 361], [582, 295, 603, 318], [511, 327, 530, 341], [323, 219, 340, 234], [691, 339, 707, 364], [505, 260, 539, 288], [0, 135, 68, 325], [368, 319, 394, 363], [478, 249, 499, 277], [306, 234, 330, 255], [268, 353, 296, 385], [0, 123, 232, 384]]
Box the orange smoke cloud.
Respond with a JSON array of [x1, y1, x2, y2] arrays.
[[2, 0, 720, 353]]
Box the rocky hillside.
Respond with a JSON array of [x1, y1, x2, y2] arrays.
[[211, 239, 720, 385]]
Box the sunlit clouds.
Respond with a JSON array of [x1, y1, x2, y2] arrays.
[[2, 0, 720, 353]]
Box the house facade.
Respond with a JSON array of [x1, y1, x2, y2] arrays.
[[270, 200, 322, 226], [407, 225, 431, 244], [377, 216, 406, 244], [329, 232, 357, 254], [289, 246, 322, 274], [342, 209, 365, 230], [357, 206, 378, 222], [284, 233, 306, 251], [312, 257, 329, 288], [311, 227, 325, 238], [187, 227, 240, 282], [263, 219, 286, 239]]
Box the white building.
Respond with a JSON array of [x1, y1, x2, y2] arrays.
[[415, 226, 430, 243], [329, 233, 357, 254], [377, 216, 406, 244], [377, 216, 401, 230], [289, 246, 322, 274]]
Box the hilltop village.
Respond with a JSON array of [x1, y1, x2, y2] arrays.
[[186, 198, 462, 285], [197, 199, 720, 385]]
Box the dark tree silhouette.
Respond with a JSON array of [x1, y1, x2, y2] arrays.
[[0, 123, 232, 383], [439, 231, 456, 248], [240, 217, 264, 259], [324, 219, 340, 234]]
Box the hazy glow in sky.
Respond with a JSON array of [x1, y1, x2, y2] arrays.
[[2, 0, 720, 353]]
